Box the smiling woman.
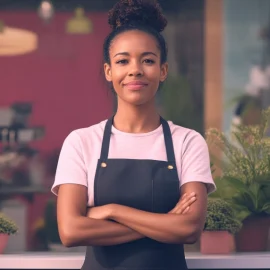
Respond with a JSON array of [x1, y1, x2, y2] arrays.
[[52, 0, 216, 270], [103, 0, 168, 111], [104, 30, 167, 108]]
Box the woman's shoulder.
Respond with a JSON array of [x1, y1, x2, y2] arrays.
[[168, 121, 205, 143], [62, 119, 108, 148]]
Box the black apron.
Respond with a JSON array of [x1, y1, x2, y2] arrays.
[[81, 117, 187, 270]]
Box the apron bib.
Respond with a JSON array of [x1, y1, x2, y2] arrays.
[[81, 117, 187, 270]]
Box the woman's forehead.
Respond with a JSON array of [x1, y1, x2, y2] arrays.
[[110, 30, 160, 55]]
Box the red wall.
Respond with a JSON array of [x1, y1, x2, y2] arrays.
[[0, 11, 114, 249], [0, 11, 113, 151]]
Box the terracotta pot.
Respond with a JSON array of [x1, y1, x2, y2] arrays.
[[0, 234, 9, 254], [235, 215, 270, 252], [200, 231, 235, 254]]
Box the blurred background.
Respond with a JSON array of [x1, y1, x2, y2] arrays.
[[0, 0, 270, 255]]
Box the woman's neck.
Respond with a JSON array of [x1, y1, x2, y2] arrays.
[[113, 100, 161, 133]]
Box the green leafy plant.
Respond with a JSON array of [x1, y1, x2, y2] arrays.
[[0, 213, 18, 235], [206, 107, 270, 221], [205, 198, 242, 234], [158, 75, 202, 133], [44, 199, 61, 244]]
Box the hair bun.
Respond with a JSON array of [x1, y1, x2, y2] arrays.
[[108, 0, 167, 33]]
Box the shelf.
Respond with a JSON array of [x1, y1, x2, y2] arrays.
[[0, 185, 49, 203], [0, 252, 270, 269]]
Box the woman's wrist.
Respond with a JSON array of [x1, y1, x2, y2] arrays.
[[108, 203, 120, 220]]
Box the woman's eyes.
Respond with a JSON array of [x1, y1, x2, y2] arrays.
[[143, 59, 155, 64], [116, 59, 128, 64], [115, 59, 155, 65]]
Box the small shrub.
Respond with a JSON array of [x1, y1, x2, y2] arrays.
[[0, 213, 18, 235], [204, 199, 242, 234]]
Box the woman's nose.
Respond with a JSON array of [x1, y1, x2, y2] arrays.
[[128, 62, 143, 77]]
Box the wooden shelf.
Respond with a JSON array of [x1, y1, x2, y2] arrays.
[[0, 185, 49, 203]]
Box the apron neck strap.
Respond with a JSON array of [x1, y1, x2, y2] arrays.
[[100, 116, 176, 163], [100, 117, 113, 162], [160, 117, 176, 163]]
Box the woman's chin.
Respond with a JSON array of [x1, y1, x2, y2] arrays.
[[128, 97, 151, 106], [123, 93, 155, 106]]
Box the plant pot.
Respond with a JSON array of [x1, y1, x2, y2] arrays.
[[0, 234, 9, 254], [200, 231, 235, 254], [235, 215, 270, 252]]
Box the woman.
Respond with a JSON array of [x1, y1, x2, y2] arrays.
[[52, 0, 216, 269]]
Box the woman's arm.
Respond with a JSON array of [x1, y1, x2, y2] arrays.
[[53, 132, 144, 247], [58, 184, 196, 247], [57, 184, 144, 247], [108, 182, 208, 244], [106, 131, 216, 245]]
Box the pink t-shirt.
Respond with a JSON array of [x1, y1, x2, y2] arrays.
[[52, 120, 216, 206]]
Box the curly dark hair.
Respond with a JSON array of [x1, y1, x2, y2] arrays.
[[108, 0, 167, 32], [103, 0, 168, 64]]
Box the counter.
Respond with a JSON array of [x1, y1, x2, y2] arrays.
[[0, 252, 270, 269]]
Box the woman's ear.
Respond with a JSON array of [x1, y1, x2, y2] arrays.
[[160, 62, 168, 82], [104, 63, 112, 82]]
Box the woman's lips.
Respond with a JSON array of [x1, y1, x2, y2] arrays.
[[123, 81, 148, 91]]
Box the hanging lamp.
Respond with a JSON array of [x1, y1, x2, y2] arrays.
[[66, 7, 93, 34], [0, 21, 38, 56]]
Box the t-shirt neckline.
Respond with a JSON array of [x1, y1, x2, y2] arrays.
[[110, 121, 165, 137]]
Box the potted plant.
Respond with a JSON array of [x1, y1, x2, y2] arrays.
[[0, 213, 18, 253], [201, 198, 242, 254], [206, 107, 270, 252]]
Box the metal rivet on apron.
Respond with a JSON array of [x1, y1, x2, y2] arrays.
[[101, 162, 107, 168], [168, 165, 174, 170]]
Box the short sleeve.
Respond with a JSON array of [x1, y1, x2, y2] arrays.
[[180, 131, 216, 194], [51, 131, 87, 196]]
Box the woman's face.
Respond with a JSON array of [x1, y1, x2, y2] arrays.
[[104, 30, 168, 106]]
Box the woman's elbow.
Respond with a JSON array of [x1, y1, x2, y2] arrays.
[[61, 234, 75, 248], [170, 224, 202, 244], [183, 226, 202, 244], [59, 224, 77, 247], [184, 232, 200, 245]]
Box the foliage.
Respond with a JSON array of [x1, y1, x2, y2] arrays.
[[158, 75, 202, 133], [204, 198, 242, 234], [44, 199, 61, 243], [206, 107, 270, 221], [0, 213, 18, 235]]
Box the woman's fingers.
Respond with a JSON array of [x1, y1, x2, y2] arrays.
[[175, 196, 196, 214], [170, 193, 197, 214]]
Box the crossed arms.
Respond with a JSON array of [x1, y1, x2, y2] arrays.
[[57, 181, 207, 247]]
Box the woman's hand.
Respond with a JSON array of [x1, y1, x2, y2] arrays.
[[106, 183, 207, 244], [169, 192, 196, 214], [86, 192, 196, 220], [86, 205, 114, 220]]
